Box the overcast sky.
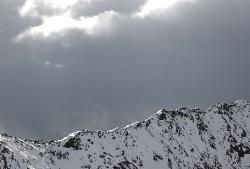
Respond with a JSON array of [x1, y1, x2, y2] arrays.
[[0, 0, 250, 140]]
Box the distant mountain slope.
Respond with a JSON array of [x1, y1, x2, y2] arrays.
[[1, 100, 250, 169]]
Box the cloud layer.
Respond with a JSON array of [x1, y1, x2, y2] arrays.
[[0, 0, 250, 140], [17, 0, 120, 40], [16, 0, 196, 41], [136, 0, 195, 17]]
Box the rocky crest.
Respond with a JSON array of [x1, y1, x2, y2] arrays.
[[0, 100, 250, 169]]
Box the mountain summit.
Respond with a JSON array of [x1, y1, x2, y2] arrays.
[[1, 100, 250, 169]]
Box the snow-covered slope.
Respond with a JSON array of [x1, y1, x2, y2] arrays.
[[1, 100, 250, 169]]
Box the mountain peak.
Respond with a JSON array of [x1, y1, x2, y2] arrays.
[[0, 100, 250, 169]]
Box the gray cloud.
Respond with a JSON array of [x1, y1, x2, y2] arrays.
[[71, 0, 143, 17], [0, 0, 250, 140]]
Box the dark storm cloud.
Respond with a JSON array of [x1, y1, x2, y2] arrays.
[[0, 0, 250, 140]]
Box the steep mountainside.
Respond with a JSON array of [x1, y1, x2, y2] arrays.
[[0, 100, 250, 169]]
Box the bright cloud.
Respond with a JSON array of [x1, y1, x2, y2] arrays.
[[136, 0, 195, 18], [40, 0, 80, 9], [20, 0, 82, 17], [16, 0, 195, 41], [16, 11, 117, 41], [16, 0, 119, 41]]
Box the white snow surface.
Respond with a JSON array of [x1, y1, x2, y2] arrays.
[[0, 100, 250, 169]]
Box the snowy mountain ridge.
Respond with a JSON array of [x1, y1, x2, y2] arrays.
[[0, 100, 250, 169]]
